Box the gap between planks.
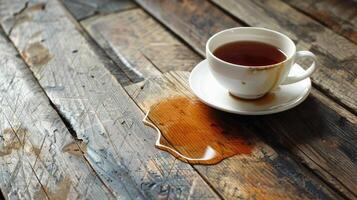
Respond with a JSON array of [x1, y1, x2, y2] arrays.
[[60, 3, 225, 197], [0, 3, 125, 200], [0, 1, 221, 197], [136, 0, 357, 115], [81, 6, 356, 199]]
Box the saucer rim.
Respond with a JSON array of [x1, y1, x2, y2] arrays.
[[189, 59, 311, 115]]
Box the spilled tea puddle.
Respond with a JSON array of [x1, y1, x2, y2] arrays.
[[144, 96, 255, 165]]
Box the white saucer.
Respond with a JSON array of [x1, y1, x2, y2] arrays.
[[189, 59, 311, 115]]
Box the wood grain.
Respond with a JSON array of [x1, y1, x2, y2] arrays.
[[84, 4, 356, 198], [62, 0, 136, 20], [136, 0, 357, 113], [0, 0, 220, 199], [125, 71, 343, 199], [0, 29, 114, 199], [0, 0, 133, 87], [256, 88, 357, 199], [210, 0, 357, 114], [82, 9, 201, 80], [283, 0, 357, 43], [134, 0, 238, 56]]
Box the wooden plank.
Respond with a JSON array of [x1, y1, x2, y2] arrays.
[[83, 5, 342, 199], [82, 9, 201, 79], [136, 0, 357, 114], [0, 0, 220, 199], [256, 88, 357, 199], [0, 29, 114, 199], [210, 0, 357, 113], [84, 4, 356, 198], [62, 0, 136, 20], [125, 71, 344, 199], [0, 0, 133, 87], [283, 0, 357, 43], [0, 118, 43, 200], [135, 0, 238, 56]]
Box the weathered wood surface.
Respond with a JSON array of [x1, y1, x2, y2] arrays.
[[83, 5, 356, 199], [135, 0, 238, 57], [136, 0, 357, 114], [0, 0, 132, 87], [210, 0, 357, 113], [0, 0, 355, 199], [125, 71, 344, 199], [62, 0, 136, 20], [82, 5, 355, 199], [0, 29, 114, 199], [82, 9, 201, 81], [0, 0, 220, 199], [256, 88, 357, 199], [283, 0, 357, 43]]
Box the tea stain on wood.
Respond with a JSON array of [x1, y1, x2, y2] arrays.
[[0, 0, 132, 86], [62, 0, 136, 20], [0, 28, 114, 199], [34, 176, 72, 200], [283, 0, 357, 43], [125, 71, 341, 200], [0, 0, 220, 199], [210, 0, 357, 114], [0, 123, 43, 199], [0, 128, 24, 156], [132, 0, 357, 192], [145, 96, 254, 165], [22, 41, 52, 66], [82, 2, 353, 196], [31, 146, 41, 157], [136, 0, 357, 114], [0, 0, 355, 199], [82, 9, 201, 80]]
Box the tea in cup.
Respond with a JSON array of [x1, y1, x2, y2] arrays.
[[206, 27, 316, 99]]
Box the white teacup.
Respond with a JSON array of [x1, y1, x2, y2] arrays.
[[206, 27, 316, 99]]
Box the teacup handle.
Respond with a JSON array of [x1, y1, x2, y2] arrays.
[[281, 51, 317, 85]]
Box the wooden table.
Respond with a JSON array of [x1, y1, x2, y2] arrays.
[[0, 0, 356, 199]]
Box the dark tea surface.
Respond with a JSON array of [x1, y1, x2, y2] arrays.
[[213, 41, 286, 66]]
